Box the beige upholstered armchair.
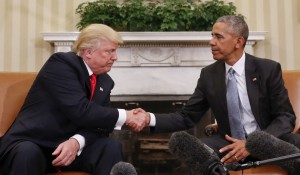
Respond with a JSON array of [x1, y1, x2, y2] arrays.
[[0, 72, 89, 175]]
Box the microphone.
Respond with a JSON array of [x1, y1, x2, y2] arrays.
[[245, 130, 300, 174], [168, 131, 229, 175], [226, 153, 300, 171], [110, 161, 137, 175]]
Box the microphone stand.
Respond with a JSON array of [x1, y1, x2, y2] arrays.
[[229, 153, 300, 171]]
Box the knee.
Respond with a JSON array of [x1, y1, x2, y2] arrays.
[[3, 141, 47, 174], [13, 141, 45, 163], [279, 133, 300, 149], [105, 139, 122, 153]]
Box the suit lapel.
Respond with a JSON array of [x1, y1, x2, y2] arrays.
[[245, 54, 260, 121], [77, 58, 93, 96], [215, 62, 227, 115], [92, 74, 109, 103], [93, 76, 101, 100]]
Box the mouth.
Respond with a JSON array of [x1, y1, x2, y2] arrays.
[[106, 64, 114, 68], [211, 50, 219, 55]]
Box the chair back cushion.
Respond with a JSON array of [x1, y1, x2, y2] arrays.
[[0, 72, 36, 137], [282, 70, 300, 133]]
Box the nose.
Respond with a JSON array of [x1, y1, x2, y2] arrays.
[[112, 52, 118, 61], [209, 37, 215, 46]]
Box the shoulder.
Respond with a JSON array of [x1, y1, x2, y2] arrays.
[[246, 53, 280, 67], [39, 52, 86, 78], [49, 52, 80, 62], [100, 73, 114, 85], [99, 73, 114, 83], [99, 73, 115, 90], [201, 60, 224, 74], [246, 53, 281, 73], [46, 52, 84, 67]]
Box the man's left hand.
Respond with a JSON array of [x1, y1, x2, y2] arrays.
[[219, 134, 250, 165], [52, 138, 80, 167]]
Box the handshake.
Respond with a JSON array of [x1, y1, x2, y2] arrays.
[[125, 108, 150, 132]]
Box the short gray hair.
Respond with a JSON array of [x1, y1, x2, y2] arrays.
[[216, 15, 249, 46]]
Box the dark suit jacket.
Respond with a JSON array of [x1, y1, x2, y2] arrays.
[[0, 52, 119, 160], [153, 53, 295, 137]]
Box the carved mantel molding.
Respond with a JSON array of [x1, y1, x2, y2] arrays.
[[42, 31, 266, 43], [42, 31, 266, 67], [41, 31, 267, 95]]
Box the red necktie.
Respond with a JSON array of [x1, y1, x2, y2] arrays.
[[90, 74, 97, 101]]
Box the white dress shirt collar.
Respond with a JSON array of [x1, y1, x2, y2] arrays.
[[225, 52, 246, 76], [82, 59, 93, 76]]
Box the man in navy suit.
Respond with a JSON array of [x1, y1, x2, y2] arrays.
[[135, 15, 300, 171], [0, 24, 147, 175]]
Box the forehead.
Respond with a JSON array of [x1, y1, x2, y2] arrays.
[[211, 22, 232, 36], [97, 40, 119, 49]]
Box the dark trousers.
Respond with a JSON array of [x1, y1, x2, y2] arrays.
[[200, 133, 300, 174], [0, 137, 123, 175], [200, 133, 300, 158]]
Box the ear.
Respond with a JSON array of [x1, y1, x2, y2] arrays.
[[82, 48, 93, 59], [235, 37, 245, 49]]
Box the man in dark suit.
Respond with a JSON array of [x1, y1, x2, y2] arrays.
[[135, 15, 300, 169], [0, 24, 147, 175]]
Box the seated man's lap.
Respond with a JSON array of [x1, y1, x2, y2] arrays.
[[279, 133, 300, 149], [0, 141, 49, 174], [62, 137, 123, 173]]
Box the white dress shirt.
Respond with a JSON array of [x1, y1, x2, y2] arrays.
[[225, 52, 260, 135]]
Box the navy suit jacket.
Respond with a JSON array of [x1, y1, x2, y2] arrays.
[[153, 53, 295, 137], [0, 52, 119, 160]]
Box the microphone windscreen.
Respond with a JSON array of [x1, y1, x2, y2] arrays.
[[110, 161, 137, 175], [168, 131, 220, 174], [246, 130, 300, 172]]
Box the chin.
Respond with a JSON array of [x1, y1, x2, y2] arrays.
[[212, 55, 224, 61], [212, 56, 220, 61]]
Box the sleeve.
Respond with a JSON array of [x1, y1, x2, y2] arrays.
[[262, 62, 296, 137]]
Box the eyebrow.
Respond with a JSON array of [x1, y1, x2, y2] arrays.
[[211, 32, 224, 37]]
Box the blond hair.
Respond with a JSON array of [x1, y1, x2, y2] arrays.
[[72, 24, 123, 56]]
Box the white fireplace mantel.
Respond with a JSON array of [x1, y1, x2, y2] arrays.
[[42, 31, 267, 41], [42, 31, 266, 52], [41, 31, 267, 96]]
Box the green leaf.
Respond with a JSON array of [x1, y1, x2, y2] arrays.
[[75, 0, 244, 31]]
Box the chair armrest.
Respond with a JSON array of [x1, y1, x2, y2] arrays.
[[204, 123, 219, 137]]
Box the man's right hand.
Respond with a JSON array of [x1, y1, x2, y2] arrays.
[[52, 138, 79, 167], [125, 108, 148, 132]]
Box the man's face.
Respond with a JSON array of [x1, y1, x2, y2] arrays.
[[84, 40, 119, 75], [209, 22, 243, 65]]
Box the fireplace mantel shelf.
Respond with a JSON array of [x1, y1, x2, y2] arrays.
[[42, 31, 266, 43], [41, 31, 267, 96]]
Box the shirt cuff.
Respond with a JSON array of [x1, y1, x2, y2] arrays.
[[149, 113, 156, 126], [115, 109, 126, 130], [71, 134, 85, 156]]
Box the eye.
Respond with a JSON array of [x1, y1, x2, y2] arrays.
[[215, 34, 223, 39], [105, 49, 115, 55], [211, 33, 223, 40]]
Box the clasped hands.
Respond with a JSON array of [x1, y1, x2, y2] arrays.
[[125, 108, 149, 132]]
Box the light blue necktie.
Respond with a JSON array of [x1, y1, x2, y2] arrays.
[[226, 68, 246, 140]]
